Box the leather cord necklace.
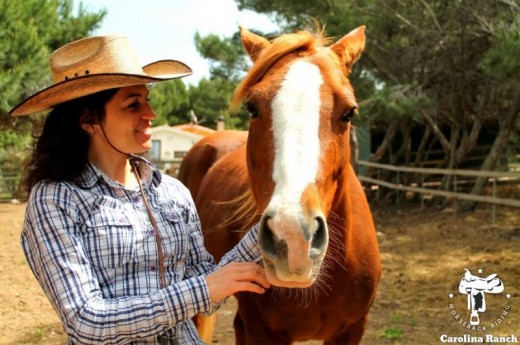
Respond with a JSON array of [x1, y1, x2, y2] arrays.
[[99, 125, 179, 345], [98, 124, 168, 289], [129, 156, 167, 289]]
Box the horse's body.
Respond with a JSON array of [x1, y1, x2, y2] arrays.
[[178, 26, 381, 344]]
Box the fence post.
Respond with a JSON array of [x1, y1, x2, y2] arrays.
[[492, 178, 497, 224], [396, 171, 400, 204], [420, 175, 424, 209], [453, 175, 458, 215], [376, 168, 380, 201]]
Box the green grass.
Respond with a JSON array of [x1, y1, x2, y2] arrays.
[[382, 326, 404, 340], [33, 326, 47, 343], [380, 312, 417, 343]]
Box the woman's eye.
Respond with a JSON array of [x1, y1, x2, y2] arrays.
[[245, 102, 259, 119], [128, 101, 140, 109], [340, 106, 357, 123]]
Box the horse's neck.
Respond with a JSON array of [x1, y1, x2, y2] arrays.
[[327, 166, 359, 260], [329, 168, 352, 235], [328, 164, 377, 269], [329, 141, 355, 213]]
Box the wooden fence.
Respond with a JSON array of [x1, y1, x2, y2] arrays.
[[0, 174, 21, 201], [357, 160, 520, 223], [0, 159, 183, 202], [2, 159, 519, 221], [155, 159, 183, 177]]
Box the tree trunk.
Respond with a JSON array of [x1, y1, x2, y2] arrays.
[[422, 110, 450, 153], [453, 82, 490, 167], [414, 126, 432, 166], [371, 120, 399, 163], [462, 88, 520, 211]]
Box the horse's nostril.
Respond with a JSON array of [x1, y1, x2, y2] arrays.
[[259, 215, 277, 257], [310, 216, 327, 259], [259, 215, 289, 259]]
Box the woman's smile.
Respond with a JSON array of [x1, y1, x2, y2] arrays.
[[136, 125, 153, 141]]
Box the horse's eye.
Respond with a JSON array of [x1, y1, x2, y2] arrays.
[[341, 106, 357, 123], [245, 102, 259, 119]]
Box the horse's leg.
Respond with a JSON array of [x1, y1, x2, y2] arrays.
[[324, 315, 368, 345], [193, 314, 217, 344], [233, 312, 247, 345]]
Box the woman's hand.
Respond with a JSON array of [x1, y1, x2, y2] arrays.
[[205, 262, 271, 303]]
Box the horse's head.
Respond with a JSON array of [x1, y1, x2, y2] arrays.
[[233, 26, 365, 288]]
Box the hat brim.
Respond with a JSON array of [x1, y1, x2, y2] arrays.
[[9, 60, 192, 116]]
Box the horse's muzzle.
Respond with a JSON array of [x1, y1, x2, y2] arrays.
[[258, 211, 328, 287]]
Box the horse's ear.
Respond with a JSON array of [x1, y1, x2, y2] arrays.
[[240, 26, 270, 62], [330, 26, 366, 72]]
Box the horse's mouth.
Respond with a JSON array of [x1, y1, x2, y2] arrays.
[[263, 258, 321, 288]]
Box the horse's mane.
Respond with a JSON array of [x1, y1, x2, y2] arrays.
[[231, 27, 330, 112], [211, 187, 260, 233]]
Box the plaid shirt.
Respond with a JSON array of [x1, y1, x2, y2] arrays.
[[21, 157, 260, 344]]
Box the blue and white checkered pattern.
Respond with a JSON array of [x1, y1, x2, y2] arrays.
[[21, 157, 260, 344]]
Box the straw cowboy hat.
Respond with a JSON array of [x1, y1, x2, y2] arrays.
[[9, 35, 192, 116]]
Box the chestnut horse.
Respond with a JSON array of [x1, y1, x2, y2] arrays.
[[178, 26, 381, 344]]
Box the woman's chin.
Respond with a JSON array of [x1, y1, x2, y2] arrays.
[[139, 139, 153, 152], [126, 144, 151, 155]]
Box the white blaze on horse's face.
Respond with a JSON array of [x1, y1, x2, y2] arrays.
[[258, 60, 329, 288], [271, 62, 321, 198]]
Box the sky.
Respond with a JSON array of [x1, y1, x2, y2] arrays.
[[78, 0, 279, 84]]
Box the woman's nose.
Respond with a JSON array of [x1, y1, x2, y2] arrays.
[[142, 104, 156, 120]]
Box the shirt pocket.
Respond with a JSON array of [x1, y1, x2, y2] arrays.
[[160, 209, 191, 263], [83, 207, 137, 268]]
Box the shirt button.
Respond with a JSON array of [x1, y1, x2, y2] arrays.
[[149, 228, 155, 236], [150, 265, 156, 271]]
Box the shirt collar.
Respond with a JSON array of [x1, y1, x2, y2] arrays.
[[74, 156, 162, 190]]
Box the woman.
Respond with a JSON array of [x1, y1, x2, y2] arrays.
[[10, 36, 269, 344]]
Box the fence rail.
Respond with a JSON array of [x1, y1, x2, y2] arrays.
[[0, 158, 183, 202], [357, 160, 520, 223], [358, 160, 520, 179]]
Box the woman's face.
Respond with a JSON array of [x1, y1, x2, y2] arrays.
[[101, 84, 156, 154]]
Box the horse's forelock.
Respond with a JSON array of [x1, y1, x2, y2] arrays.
[[231, 30, 329, 112]]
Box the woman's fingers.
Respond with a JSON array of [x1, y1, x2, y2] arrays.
[[227, 262, 270, 287], [234, 281, 267, 295], [205, 262, 271, 303]]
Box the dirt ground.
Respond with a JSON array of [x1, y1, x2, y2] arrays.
[[1, 187, 519, 345]]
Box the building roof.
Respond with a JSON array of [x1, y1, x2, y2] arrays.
[[172, 124, 216, 137]]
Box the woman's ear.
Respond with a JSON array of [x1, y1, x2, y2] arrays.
[[79, 110, 98, 134]]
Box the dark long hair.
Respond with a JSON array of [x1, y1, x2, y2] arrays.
[[20, 88, 119, 198]]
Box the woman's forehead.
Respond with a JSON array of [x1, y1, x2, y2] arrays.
[[115, 84, 149, 98]]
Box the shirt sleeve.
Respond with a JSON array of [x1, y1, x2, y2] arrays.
[[21, 182, 207, 345], [217, 224, 261, 267], [181, 190, 217, 280], [177, 183, 261, 270], [161, 176, 266, 317], [200, 224, 262, 314]]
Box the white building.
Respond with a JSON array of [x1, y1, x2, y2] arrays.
[[150, 124, 216, 174]]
